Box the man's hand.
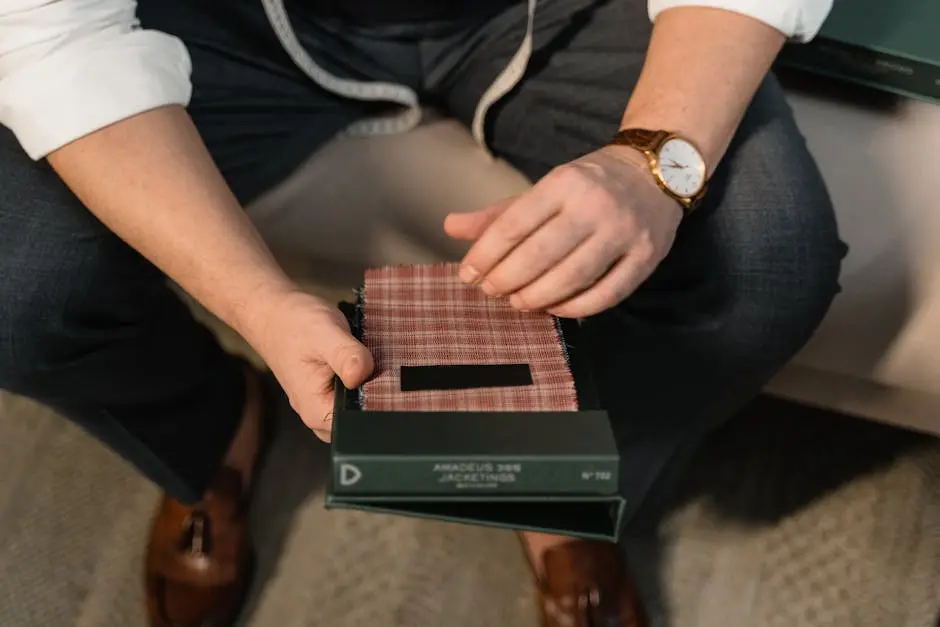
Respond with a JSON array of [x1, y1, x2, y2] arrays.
[[444, 146, 682, 318], [45, 106, 374, 442], [245, 290, 373, 442]]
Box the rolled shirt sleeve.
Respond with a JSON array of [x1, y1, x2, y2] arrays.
[[0, 0, 193, 160], [648, 0, 834, 42]]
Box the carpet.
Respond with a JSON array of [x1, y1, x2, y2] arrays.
[[1, 387, 939, 627]]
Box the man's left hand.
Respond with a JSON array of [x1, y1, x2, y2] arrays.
[[444, 146, 683, 318]]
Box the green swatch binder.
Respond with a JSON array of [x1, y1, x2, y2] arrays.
[[324, 305, 627, 542], [776, 0, 940, 104]]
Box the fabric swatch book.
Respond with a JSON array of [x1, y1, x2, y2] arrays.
[[324, 263, 626, 541]]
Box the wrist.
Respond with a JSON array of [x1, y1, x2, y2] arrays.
[[618, 7, 784, 178], [599, 142, 650, 173], [603, 128, 707, 217], [619, 109, 726, 179], [225, 272, 302, 342]]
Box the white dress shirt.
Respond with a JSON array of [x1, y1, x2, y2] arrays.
[[0, 0, 833, 161]]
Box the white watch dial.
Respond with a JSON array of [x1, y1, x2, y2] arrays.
[[656, 137, 706, 197]]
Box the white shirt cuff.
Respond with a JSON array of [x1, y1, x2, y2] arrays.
[[0, 29, 193, 160], [648, 0, 834, 42]]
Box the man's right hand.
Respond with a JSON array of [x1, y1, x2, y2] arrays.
[[245, 290, 374, 441], [42, 106, 372, 442]]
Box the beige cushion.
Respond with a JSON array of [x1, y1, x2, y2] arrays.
[[763, 92, 940, 434], [782, 93, 940, 395]]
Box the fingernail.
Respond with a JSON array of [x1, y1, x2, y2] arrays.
[[508, 294, 526, 310], [459, 264, 480, 284]]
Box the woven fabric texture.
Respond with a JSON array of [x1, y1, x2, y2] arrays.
[[360, 263, 578, 412]]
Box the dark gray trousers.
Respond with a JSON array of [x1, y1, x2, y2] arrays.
[[0, 0, 846, 531]]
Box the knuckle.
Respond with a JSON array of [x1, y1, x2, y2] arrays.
[[633, 246, 653, 266], [562, 211, 595, 235], [549, 164, 587, 189], [615, 210, 639, 234], [568, 256, 601, 286], [328, 346, 361, 377], [486, 274, 510, 295], [328, 344, 352, 365], [598, 235, 626, 261], [632, 233, 657, 264], [494, 214, 530, 243], [594, 284, 617, 307], [585, 186, 617, 213]]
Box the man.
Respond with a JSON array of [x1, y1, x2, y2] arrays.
[[0, 0, 846, 625]]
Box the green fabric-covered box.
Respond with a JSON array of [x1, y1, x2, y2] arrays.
[[777, 0, 940, 104]]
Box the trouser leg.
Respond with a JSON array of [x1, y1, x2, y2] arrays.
[[0, 0, 367, 504]]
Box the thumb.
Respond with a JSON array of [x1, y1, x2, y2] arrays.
[[444, 196, 516, 241], [316, 315, 374, 389]]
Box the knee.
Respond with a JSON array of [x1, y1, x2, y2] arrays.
[[719, 230, 845, 372], [706, 102, 848, 367], [666, 217, 845, 391]]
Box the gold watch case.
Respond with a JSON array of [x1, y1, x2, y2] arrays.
[[610, 128, 708, 215]]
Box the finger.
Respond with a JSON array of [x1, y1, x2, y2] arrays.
[[314, 313, 375, 389], [311, 410, 334, 443], [547, 254, 650, 318], [506, 236, 623, 311], [300, 405, 333, 442], [481, 214, 593, 297], [444, 196, 516, 242], [459, 189, 559, 284], [287, 363, 336, 435]]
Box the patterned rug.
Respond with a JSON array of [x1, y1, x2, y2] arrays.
[[1, 387, 939, 627]]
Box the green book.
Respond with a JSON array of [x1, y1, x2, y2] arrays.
[[776, 0, 940, 104], [324, 305, 627, 542], [329, 410, 620, 497]]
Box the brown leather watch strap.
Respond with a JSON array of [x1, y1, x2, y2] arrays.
[[610, 128, 665, 153]]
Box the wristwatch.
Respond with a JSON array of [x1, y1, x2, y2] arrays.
[[610, 128, 708, 215]]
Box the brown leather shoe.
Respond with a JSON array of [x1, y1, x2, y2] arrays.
[[145, 468, 253, 627], [527, 540, 648, 627], [145, 365, 265, 627]]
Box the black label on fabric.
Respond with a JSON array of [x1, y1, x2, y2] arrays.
[[399, 364, 533, 391]]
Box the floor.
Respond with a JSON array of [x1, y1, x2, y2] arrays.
[[1, 387, 939, 627]]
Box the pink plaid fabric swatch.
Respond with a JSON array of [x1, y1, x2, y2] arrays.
[[360, 263, 579, 412]]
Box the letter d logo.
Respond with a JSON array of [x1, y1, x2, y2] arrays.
[[339, 463, 362, 486]]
